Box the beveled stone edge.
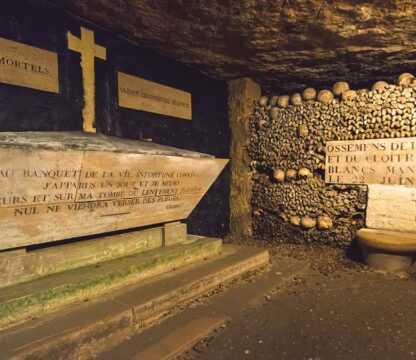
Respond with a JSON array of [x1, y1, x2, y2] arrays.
[[0, 132, 216, 159], [356, 228, 416, 253]]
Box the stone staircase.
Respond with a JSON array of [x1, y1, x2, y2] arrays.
[[0, 240, 269, 359]]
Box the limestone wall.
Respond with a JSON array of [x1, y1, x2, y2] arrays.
[[249, 74, 416, 247]]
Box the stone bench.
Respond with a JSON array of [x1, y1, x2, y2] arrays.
[[356, 228, 416, 273]]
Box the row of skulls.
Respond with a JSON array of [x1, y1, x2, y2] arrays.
[[258, 73, 415, 108]]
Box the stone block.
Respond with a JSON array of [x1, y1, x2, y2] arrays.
[[163, 222, 187, 246], [366, 185, 416, 233]]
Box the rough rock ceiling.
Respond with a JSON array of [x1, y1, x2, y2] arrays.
[[57, 0, 416, 94]]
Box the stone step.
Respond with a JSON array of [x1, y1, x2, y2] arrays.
[[96, 256, 307, 360], [0, 235, 222, 330], [0, 226, 163, 288], [0, 244, 269, 360]]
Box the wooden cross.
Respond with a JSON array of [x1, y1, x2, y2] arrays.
[[67, 27, 106, 133]]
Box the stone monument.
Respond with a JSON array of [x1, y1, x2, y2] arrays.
[[0, 27, 237, 332], [0, 131, 227, 250], [0, 131, 228, 328]]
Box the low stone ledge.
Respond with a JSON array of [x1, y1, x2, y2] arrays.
[[0, 236, 222, 330]]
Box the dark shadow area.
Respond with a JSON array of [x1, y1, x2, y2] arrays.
[[25, 222, 166, 252], [345, 238, 364, 264]]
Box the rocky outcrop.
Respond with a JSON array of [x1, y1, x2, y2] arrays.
[[56, 0, 416, 92]]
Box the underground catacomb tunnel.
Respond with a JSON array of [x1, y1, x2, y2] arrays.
[[0, 1, 416, 359]]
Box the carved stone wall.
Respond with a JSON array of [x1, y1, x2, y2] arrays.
[[249, 76, 416, 247]]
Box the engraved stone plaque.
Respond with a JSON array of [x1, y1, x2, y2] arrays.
[[0, 37, 59, 93], [325, 137, 416, 186], [0, 132, 228, 250], [117, 72, 192, 120]]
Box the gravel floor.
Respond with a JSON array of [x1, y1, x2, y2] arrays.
[[179, 243, 416, 360]]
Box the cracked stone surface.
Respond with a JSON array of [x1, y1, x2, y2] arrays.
[[56, 0, 416, 93]]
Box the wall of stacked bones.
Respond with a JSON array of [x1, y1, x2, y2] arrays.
[[249, 73, 416, 247]]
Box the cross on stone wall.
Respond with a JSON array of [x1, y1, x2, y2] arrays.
[[67, 27, 106, 133]]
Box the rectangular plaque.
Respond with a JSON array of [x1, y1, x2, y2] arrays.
[[117, 72, 192, 120], [0, 37, 59, 93], [0, 132, 227, 250], [325, 137, 416, 186]]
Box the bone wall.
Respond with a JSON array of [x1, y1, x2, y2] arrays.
[[249, 74, 416, 247]]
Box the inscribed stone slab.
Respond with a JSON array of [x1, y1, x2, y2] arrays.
[[0, 132, 227, 250], [117, 72, 192, 120], [325, 138, 416, 186], [0, 37, 59, 93]]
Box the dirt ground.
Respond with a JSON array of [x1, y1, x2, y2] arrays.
[[178, 242, 416, 360]]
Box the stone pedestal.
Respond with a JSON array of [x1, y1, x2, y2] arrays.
[[357, 229, 416, 273], [361, 246, 414, 273]]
